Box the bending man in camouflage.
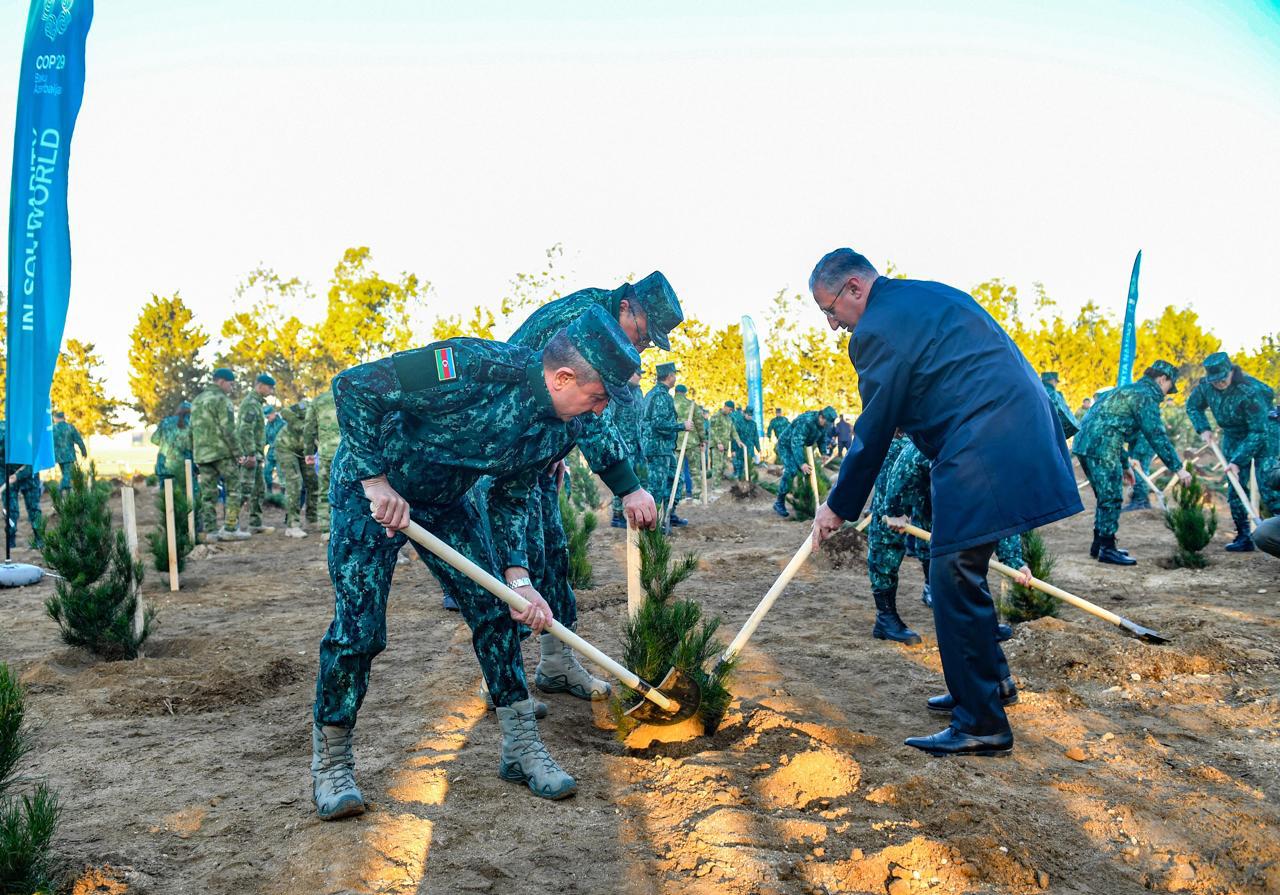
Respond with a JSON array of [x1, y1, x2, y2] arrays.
[[311, 306, 641, 819], [1186, 351, 1280, 552], [774, 406, 837, 517], [191, 369, 251, 541], [1073, 360, 1190, 564]]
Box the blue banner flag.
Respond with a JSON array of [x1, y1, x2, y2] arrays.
[[740, 315, 763, 436], [1116, 249, 1142, 387], [6, 0, 94, 468]]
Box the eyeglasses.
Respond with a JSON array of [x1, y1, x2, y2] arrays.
[[819, 280, 854, 319]]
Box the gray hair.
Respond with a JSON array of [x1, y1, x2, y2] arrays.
[[809, 248, 877, 295]]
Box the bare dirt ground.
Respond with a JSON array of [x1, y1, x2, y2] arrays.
[[2, 471, 1277, 895]]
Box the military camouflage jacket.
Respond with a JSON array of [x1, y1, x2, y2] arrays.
[[52, 420, 87, 463], [274, 404, 308, 455], [150, 415, 192, 476], [1072, 377, 1180, 472], [882, 440, 1024, 566], [766, 414, 790, 441], [330, 338, 586, 570], [603, 382, 645, 461], [672, 394, 705, 446], [731, 411, 760, 453], [237, 391, 268, 456], [191, 385, 239, 464], [1043, 382, 1079, 439], [304, 389, 341, 459], [1185, 371, 1278, 466], [508, 288, 637, 495], [708, 411, 735, 447], [778, 410, 827, 469], [641, 383, 683, 457]]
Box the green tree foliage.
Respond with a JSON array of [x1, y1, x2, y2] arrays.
[[1238, 333, 1280, 385], [613, 529, 734, 735], [49, 340, 125, 436], [148, 485, 195, 573], [785, 461, 831, 520], [128, 292, 209, 424], [0, 662, 60, 895], [998, 531, 1060, 622], [42, 466, 153, 660], [566, 449, 600, 512], [1164, 466, 1218, 569], [558, 490, 597, 589]]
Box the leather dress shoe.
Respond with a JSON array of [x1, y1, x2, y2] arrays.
[[928, 676, 1018, 714], [996, 623, 1013, 642], [669, 513, 689, 527], [905, 726, 1013, 757]]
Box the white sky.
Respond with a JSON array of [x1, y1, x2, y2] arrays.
[[4, 1, 1280, 395]]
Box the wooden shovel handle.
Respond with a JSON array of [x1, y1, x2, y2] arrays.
[[403, 520, 674, 711], [1207, 442, 1261, 527], [666, 402, 696, 517], [719, 536, 814, 665], [805, 446, 820, 506], [1128, 460, 1168, 510]]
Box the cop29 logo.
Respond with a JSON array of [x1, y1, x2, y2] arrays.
[[41, 0, 75, 42]]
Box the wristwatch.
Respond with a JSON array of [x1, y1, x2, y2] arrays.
[[506, 576, 533, 590]]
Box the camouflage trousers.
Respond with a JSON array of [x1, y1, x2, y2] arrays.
[[316, 452, 334, 531], [280, 451, 319, 528], [197, 457, 240, 534], [314, 487, 530, 728], [1078, 454, 1123, 537], [709, 442, 732, 480], [5, 477, 43, 548], [731, 443, 759, 482], [1129, 442, 1156, 500], [58, 461, 75, 492], [232, 460, 265, 528], [524, 471, 577, 630], [866, 514, 930, 594], [644, 451, 678, 528], [1221, 436, 1280, 529], [776, 462, 801, 503], [676, 442, 704, 500]]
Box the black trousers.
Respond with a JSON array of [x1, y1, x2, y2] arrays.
[[929, 542, 1012, 736]]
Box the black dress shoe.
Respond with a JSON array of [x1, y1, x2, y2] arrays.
[[773, 499, 790, 518], [1225, 529, 1256, 552], [995, 623, 1013, 642], [905, 726, 1013, 756], [1097, 544, 1137, 565], [669, 513, 689, 527], [928, 676, 1018, 713]]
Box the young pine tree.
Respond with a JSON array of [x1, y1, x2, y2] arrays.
[[785, 463, 831, 520], [612, 529, 735, 735], [148, 483, 195, 573], [567, 450, 601, 513], [1164, 466, 1218, 569], [42, 466, 153, 660], [558, 489, 597, 589], [998, 530, 1060, 622], [0, 662, 60, 894]]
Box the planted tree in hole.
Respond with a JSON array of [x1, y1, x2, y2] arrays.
[[558, 489, 597, 589], [147, 483, 195, 572], [998, 530, 1060, 622], [612, 529, 735, 735], [1164, 465, 1217, 569], [785, 462, 831, 520], [0, 662, 60, 894], [42, 465, 153, 660], [566, 449, 600, 513]]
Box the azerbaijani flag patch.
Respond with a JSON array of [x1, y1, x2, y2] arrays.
[[434, 346, 458, 381]]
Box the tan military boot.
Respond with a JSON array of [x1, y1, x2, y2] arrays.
[[535, 634, 611, 700], [496, 699, 576, 800], [311, 723, 365, 820]]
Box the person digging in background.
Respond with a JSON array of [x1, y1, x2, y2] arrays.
[[773, 405, 837, 517]]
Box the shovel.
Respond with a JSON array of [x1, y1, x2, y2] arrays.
[[1129, 460, 1168, 511], [709, 535, 815, 677], [1207, 442, 1263, 530], [402, 520, 700, 725], [890, 518, 1169, 645]]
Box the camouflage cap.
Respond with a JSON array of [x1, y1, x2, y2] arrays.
[[1040, 371, 1059, 384], [1147, 359, 1180, 393], [179, 401, 192, 412], [656, 361, 678, 378], [52, 410, 65, 419], [256, 373, 276, 387], [263, 405, 275, 416], [820, 405, 838, 422], [212, 367, 236, 382], [743, 406, 754, 416], [675, 384, 688, 393], [565, 305, 642, 405], [632, 271, 684, 351], [1202, 351, 1232, 383], [724, 400, 735, 409]]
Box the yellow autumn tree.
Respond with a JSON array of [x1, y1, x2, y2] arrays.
[[50, 340, 125, 435]]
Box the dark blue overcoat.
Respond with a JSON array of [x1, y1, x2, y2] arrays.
[[827, 277, 1082, 554]]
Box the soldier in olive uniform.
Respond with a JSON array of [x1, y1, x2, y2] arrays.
[[305, 388, 341, 532], [773, 406, 837, 517], [276, 400, 312, 538], [1073, 360, 1191, 564], [310, 306, 640, 819], [672, 383, 706, 503], [51, 410, 88, 491], [232, 374, 276, 534], [191, 369, 251, 541], [643, 362, 692, 532], [1186, 351, 1280, 551], [709, 402, 737, 482], [1040, 372, 1079, 440]]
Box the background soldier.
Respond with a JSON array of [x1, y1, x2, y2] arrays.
[[766, 407, 790, 446], [709, 401, 736, 482], [732, 405, 761, 480], [603, 373, 645, 528], [305, 386, 341, 533], [51, 410, 88, 491], [773, 405, 836, 517], [671, 383, 705, 503], [1041, 371, 1080, 440], [233, 373, 276, 535], [150, 402, 192, 482], [276, 400, 312, 538], [1073, 360, 1190, 564], [264, 406, 285, 492], [1186, 351, 1280, 551], [643, 362, 692, 532], [192, 369, 250, 541], [1, 428, 43, 550]]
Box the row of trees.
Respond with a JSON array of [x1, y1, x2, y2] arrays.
[[4, 248, 1278, 436]]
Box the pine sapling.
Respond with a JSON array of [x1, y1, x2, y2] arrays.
[[558, 489, 597, 589], [0, 663, 60, 894], [1164, 465, 1217, 569], [147, 483, 195, 572], [786, 462, 831, 520], [567, 450, 600, 513], [998, 530, 1060, 622]]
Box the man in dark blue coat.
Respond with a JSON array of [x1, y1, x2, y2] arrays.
[[809, 248, 1082, 757]]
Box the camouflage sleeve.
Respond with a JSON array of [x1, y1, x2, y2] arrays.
[[995, 534, 1024, 568], [1053, 391, 1080, 439], [235, 399, 256, 455], [218, 397, 240, 458], [303, 402, 319, 456], [72, 425, 87, 456], [150, 425, 163, 448], [486, 469, 541, 570], [1229, 381, 1274, 468], [779, 420, 808, 469], [1185, 383, 1212, 434], [331, 359, 406, 481], [884, 449, 929, 518], [648, 393, 685, 438], [1135, 394, 1182, 472], [577, 413, 640, 497]]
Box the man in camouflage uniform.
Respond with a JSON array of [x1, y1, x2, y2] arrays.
[[1122, 433, 1157, 512], [263, 406, 285, 492], [709, 401, 737, 482], [1, 426, 43, 550], [276, 400, 313, 538], [1040, 372, 1079, 440], [643, 362, 693, 532], [731, 405, 761, 480], [603, 373, 646, 528], [232, 374, 276, 534], [766, 407, 790, 452], [1073, 360, 1190, 564], [51, 410, 88, 491], [1186, 351, 1280, 551], [192, 369, 251, 542], [773, 406, 837, 517], [310, 307, 640, 819], [150, 402, 192, 481], [305, 386, 341, 532], [672, 383, 706, 503]]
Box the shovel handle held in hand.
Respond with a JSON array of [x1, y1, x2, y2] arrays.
[[403, 520, 675, 712], [718, 536, 814, 668], [1207, 442, 1262, 528]]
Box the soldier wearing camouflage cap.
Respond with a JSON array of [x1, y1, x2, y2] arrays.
[[1040, 372, 1079, 441], [1186, 351, 1280, 551], [192, 368, 251, 541], [230, 373, 277, 535], [310, 305, 641, 820], [1073, 360, 1191, 563], [642, 362, 694, 532], [709, 401, 737, 482], [773, 406, 837, 517], [150, 402, 192, 483]]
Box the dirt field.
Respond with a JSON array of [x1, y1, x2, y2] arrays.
[[2, 472, 1277, 895]]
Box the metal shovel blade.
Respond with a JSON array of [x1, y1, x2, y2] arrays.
[[1117, 619, 1170, 645], [622, 667, 703, 726]]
